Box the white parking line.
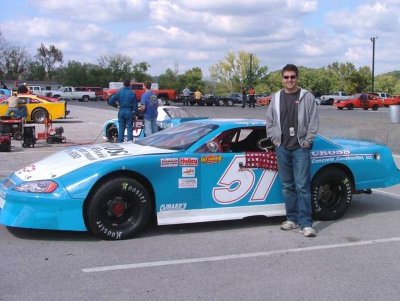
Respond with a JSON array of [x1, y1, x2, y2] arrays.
[[82, 236, 400, 273]]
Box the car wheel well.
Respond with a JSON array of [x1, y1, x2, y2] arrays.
[[311, 164, 355, 220], [312, 163, 354, 187], [83, 171, 156, 230]]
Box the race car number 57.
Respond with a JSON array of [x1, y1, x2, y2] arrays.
[[213, 156, 277, 205]]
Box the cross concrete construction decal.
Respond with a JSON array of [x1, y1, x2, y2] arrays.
[[311, 150, 374, 164]]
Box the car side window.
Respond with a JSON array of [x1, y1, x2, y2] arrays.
[[196, 128, 266, 153]]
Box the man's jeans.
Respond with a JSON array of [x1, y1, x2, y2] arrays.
[[276, 146, 313, 228], [144, 118, 158, 137], [117, 109, 134, 142]]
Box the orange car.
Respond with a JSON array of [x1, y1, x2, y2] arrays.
[[383, 95, 400, 107], [334, 93, 383, 111]]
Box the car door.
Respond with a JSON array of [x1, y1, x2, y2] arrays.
[[198, 127, 282, 212]]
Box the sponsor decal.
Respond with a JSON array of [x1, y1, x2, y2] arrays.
[[311, 153, 374, 164], [179, 157, 198, 166], [179, 178, 198, 189], [161, 158, 179, 167], [201, 155, 222, 164], [182, 167, 195, 177], [311, 150, 351, 157], [311, 149, 374, 164], [160, 203, 187, 212]]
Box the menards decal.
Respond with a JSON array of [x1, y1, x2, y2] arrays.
[[201, 155, 222, 164]]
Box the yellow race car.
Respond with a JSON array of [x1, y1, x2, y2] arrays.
[[0, 94, 69, 123]]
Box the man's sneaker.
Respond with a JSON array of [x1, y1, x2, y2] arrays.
[[300, 227, 316, 237], [280, 221, 298, 231]]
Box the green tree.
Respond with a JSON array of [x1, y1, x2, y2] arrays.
[[209, 51, 268, 94], [375, 75, 397, 94], [62, 60, 89, 86], [36, 43, 63, 80], [180, 67, 204, 92], [157, 68, 179, 90], [98, 54, 134, 81], [1, 46, 30, 80], [26, 61, 46, 81], [132, 62, 152, 83]]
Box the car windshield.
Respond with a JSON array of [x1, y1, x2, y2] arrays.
[[164, 107, 196, 118], [136, 122, 217, 150]]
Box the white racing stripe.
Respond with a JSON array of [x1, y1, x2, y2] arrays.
[[82, 236, 400, 273]]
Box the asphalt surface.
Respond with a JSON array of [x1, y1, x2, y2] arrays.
[[1, 101, 400, 301]]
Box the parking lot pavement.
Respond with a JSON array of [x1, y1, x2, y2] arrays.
[[2, 103, 400, 300]]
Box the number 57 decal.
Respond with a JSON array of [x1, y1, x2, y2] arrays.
[[213, 156, 277, 205]]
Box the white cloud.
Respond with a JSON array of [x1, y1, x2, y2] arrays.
[[30, 0, 148, 22], [1, 0, 399, 75]]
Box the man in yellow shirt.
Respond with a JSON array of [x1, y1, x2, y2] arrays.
[[194, 89, 202, 104]]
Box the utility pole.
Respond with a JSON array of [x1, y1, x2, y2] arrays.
[[370, 37, 377, 93], [249, 53, 253, 88]]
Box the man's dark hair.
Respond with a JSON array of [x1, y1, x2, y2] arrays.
[[281, 64, 298, 77], [123, 79, 131, 87], [144, 81, 152, 89]]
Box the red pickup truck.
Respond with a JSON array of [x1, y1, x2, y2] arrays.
[[103, 83, 177, 105]]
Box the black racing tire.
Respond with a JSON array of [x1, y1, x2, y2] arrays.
[[347, 104, 354, 110], [31, 108, 48, 123], [311, 167, 353, 220], [372, 104, 379, 111], [85, 177, 153, 240], [13, 132, 23, 140], [107, 125, 118, 143]]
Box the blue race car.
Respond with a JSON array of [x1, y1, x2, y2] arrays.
[[1, 119, 400, 240], [102, 105, 206, 142]]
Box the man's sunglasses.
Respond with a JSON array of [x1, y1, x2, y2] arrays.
[[283, 75, 297, 80]]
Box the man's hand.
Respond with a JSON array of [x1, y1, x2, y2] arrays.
[[303, 140, 311, 149]]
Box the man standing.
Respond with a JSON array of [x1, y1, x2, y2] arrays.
[[194, 88, 202, 105], [108, 79, 138, 143], [266, 64, 319, 237], [248, 86, 255, 108], [6, 96, 23, 118], [182, 87, 190, 106], [242, 88, 247, 108], [140, 81, 159, 137]]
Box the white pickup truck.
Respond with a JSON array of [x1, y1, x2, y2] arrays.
[[320, 91, 350, 102], [48, 86, 96, 101], [27, 85, 50, 97]]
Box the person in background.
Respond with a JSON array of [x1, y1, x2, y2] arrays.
[[182, 87, 190, 106], [6, 96, 23, 118], [248, 86, 255, 108], [266, 64, 319, 237], [140, 81, 159, 137], [360, 93, 368, 109], [1, 81, 7, 90], [17, 83, 29, 94], [242, 88, 247, 108], [108, 79, 138, 143], [194, 88, 202, 105]]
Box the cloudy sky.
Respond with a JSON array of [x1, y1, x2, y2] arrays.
[[1, 0, 399, 76]]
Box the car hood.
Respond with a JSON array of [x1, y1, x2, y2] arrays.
[[14, 143, 177, 181]]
